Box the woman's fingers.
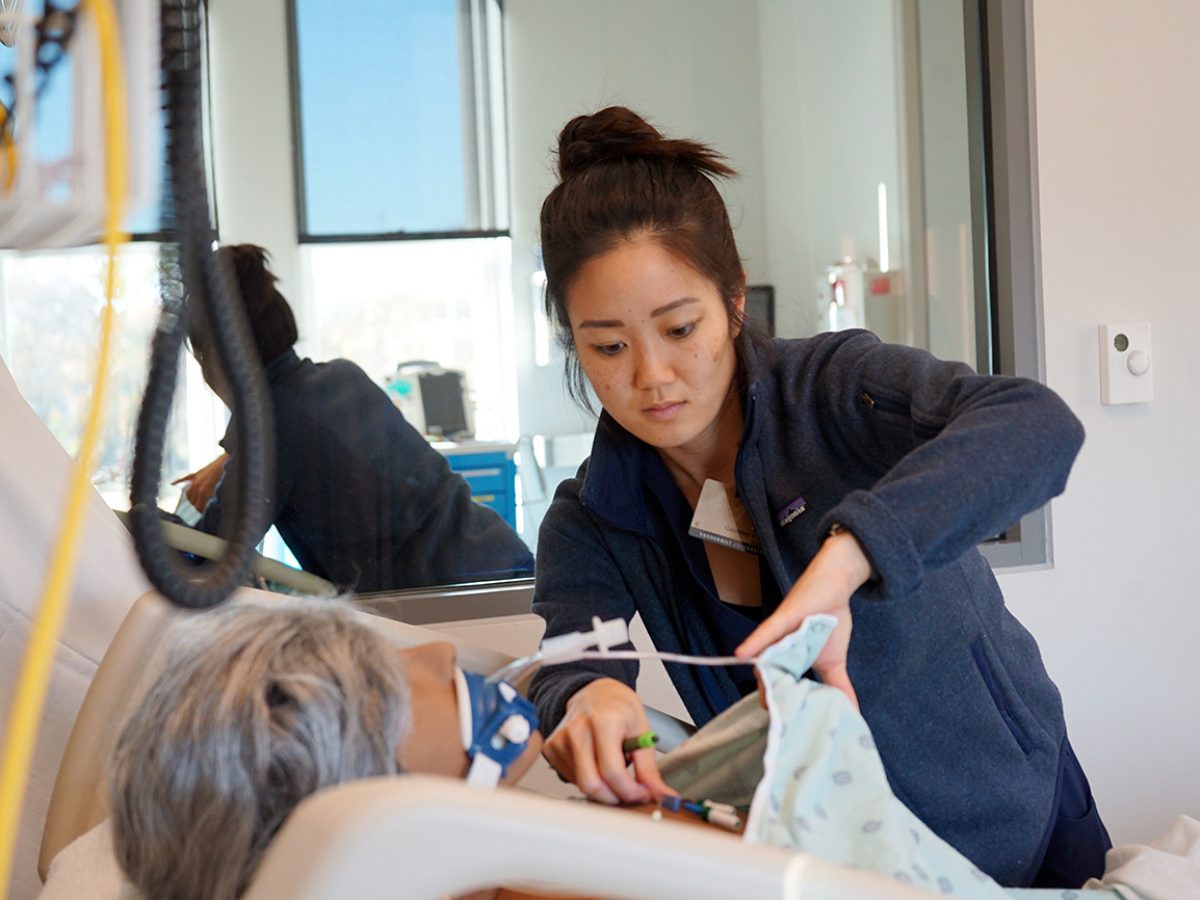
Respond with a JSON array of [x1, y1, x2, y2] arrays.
[[544, 717, 645, 804], [592, 716, 651, 804], [734, 539, 865, 708], [553, 724, 621, 805], [753, 668, 768, 710], [542, 719, 590, 794], [813, 656, 859, 711], [172, 453, 229, 510], [735, 604, 804, 659], [736, 529, 872, 661], [542, 677, 667, 804], [630, 747, 675, 800]]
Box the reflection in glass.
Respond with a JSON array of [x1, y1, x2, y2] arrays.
[[0, 244, 208, 509], [302, 238, 517, 442], [184, 245, 533, 592], [292, 0, 473, 236]]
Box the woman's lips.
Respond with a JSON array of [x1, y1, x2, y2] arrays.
[[643, 401, 684, 421]]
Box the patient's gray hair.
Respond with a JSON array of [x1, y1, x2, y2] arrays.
[[110, 597, 410, 900]]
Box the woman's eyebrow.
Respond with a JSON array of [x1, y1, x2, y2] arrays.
[[650, 297, 700, 318], [578, 296, 701, 329]]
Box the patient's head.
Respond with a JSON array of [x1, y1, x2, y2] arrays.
[[109, 598, 535, 900]]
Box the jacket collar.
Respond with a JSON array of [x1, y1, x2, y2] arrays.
[[265, 349, 304, 386], [219, 350, 303, 452], [578, 412, 656, 534], [578, 337, 775, 534]]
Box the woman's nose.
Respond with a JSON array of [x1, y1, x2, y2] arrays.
[[632, 345, 672, 389]]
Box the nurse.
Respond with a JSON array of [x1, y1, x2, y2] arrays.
[[528, 106, 1109, 887]]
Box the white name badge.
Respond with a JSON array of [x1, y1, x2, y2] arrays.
[[688, 479, 763, 554]]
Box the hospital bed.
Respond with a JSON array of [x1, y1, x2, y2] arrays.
[[37, 588, 927, 899]]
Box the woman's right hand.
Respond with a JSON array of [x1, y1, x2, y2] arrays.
[[542, 678, 675, 805]]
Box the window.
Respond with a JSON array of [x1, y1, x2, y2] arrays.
[[301, 238, 517, 440], [289, 0, 507, 239], [0, 245, 226, 509], [0, 5, 223, 510], [287, 0, 515, 439]]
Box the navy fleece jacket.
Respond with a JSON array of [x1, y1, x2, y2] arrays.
[[530, 330, 1085, 885]]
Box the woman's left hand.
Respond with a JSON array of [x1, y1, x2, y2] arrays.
[[734, 529, 873, 710]]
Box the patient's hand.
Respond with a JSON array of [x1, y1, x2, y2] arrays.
[[543, 678, 675, 806], [172, 452, 230, 511], [734, 529, 872, 711]]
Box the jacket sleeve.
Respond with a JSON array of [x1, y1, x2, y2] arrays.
[[194, 427, 284, 546], [528, 474, 640, 735], [807, 330, 1085, 601]]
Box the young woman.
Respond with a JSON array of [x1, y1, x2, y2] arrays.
[[528, 106, 1109, 888]]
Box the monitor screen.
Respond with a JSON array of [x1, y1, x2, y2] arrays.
[[419, 370, 471, 439], [745, 284, 775, 337]]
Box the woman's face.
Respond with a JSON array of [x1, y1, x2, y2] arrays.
[[567, 238, 743, 454], [396, 642, 542, 787]]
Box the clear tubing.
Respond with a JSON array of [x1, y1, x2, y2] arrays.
[[487, 648, 760, 685]]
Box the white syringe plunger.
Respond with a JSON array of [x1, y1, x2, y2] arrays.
[[538, 616, 629, 665]]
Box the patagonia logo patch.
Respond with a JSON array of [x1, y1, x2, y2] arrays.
[[776, 496, 807, 527]]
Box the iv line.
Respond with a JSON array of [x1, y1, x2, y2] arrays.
[[576, 650, 759, 667], [487, 645, 760, 686]]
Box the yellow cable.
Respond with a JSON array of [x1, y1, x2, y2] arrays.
[[0, 103, 15, 194], [0, 0, 128, 894]]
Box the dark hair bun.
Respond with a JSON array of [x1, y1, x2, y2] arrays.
[[213, 243, 299, 362], [557, 106, 735, 180], [221, 244, 278, 316]]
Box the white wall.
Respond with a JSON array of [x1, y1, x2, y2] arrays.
[[505, 0, 768, 439], [995, 0, 1200, 845]]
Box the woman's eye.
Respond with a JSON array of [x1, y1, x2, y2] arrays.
[[593, 342, 625, 357], [667, 322, 697, 340]]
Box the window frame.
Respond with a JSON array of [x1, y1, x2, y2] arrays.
[[974, 0, 1054, 571], [285, 0, 509, 244], [126, 0, 218, 244]]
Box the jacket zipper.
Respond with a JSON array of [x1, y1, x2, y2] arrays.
[[862, 390, 911, 415], [860, 390, 943, 438]]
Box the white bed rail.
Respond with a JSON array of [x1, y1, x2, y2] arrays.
[[243, 775, 933, 900]]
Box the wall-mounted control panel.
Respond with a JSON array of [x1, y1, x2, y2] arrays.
[[1099, 323, 1153, 405]]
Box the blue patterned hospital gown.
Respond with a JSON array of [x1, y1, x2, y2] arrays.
[[743, 615, 1116, 899]]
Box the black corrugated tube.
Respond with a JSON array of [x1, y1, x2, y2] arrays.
[[127, 0, 274, 609]]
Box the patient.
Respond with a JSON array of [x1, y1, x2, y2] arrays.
[[63, 600, 1184, 899], [108, 598, 544, 900]]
